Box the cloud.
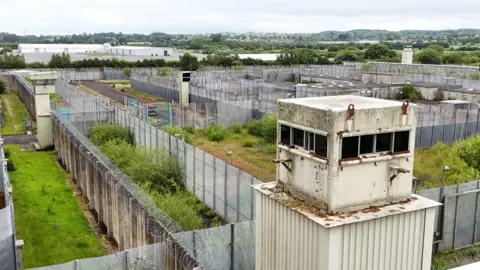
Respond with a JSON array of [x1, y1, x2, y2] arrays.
[[1, 0, 479, 34]]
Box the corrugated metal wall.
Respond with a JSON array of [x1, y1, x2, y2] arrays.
[[255, 192, 330, 270], [256, 191, 436, 270], [338, 210, 427, 270]]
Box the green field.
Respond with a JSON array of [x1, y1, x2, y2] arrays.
[[86, 52, 111, 57], [6, 145, 105, 268], [1, 91, 35, 135]]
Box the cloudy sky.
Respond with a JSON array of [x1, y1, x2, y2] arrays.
[[1, 0, 479, 35]]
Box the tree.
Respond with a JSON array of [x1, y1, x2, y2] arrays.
[[426, 44, 445, 54], [397, 84, 422, 102], [178, 53, 199, 71], [364, 44, 397, 60], [0, 54, 26, 69], [415, 49, 443, 64], [334, 50, 363, 62], [210, 33, 223, 43], [48, 52, 71, 68], [0, 80, 5, 94], [123, 67, 132, 76]]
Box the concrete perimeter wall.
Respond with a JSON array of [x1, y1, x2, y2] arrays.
[[52, 115, 198, 269]]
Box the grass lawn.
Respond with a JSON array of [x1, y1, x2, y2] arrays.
[[96, 80, 131, 84], [432, 245, 480, 270], [112, 83, 164, 103], [171, 127, 277, 182], [6, 145, 105, 268], [1, 91, 35, 135]]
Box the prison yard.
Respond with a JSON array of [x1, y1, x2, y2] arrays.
[[3, 63, 480, 270]]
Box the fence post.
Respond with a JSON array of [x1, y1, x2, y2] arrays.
[[213, 158, 217, 211], [473, 181, 480, 245], [224, 161, 228, 217], [124, 250, 128, 270], [236, 170, 241, 222], [75, 260, 80, 270], [453, 109, 458, 142], [203, 151, 206, 201], [184, 141, 187, 188], [476, 108, 480, 134], [230, 223, 235, 270], [250, 177, 254, 220], [193, 148, 196, 194]]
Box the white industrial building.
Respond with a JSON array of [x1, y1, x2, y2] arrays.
[[254, 95, 440, 270], [109, 46, 173, 57], [18, 44, 104, 54]]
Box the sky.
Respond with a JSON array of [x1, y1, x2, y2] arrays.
[[2, 0, 480, 35]]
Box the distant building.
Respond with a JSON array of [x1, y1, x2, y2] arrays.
[[402, 45, 414, 64], [18, 44, 104, 54], [109, 46, 173, 57]]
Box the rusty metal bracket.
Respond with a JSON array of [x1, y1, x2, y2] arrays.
[[347, 104, 355, 119], [402, 100, 409, 115], [273, 158, 292, 173], [389, 165, 410, 186]]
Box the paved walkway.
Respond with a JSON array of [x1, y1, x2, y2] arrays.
[[3, 134, 37, 145]]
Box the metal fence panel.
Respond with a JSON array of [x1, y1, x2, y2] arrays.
[[0, 207, 15, 270]]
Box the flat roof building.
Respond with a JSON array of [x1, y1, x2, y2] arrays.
[[109, 46, 173, 57], [18, 44, 104, 54]]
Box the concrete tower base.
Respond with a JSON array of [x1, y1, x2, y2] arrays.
[[254, 182, 440, 270]]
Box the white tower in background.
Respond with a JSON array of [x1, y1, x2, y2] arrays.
[[254, 95, 440, 270], [402, 45, 413, 64]]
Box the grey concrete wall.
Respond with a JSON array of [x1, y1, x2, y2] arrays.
[[52, 116, 198, 269], [368, 62, 480, 78]]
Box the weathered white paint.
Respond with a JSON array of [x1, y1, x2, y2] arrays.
[[30, 72, 57, 148], [402, 46, 414, 65], [254, 182, 440, 270], [277, 95, 417, 213], [361, 73, 406, 85]]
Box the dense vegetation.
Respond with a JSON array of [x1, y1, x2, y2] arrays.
[[163, 116, 278, 182], [87, 123, 224, 230], [414, 136, 480, 188]]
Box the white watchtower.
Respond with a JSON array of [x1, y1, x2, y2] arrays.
[[254, 95, 440, 270], [29, 72, 57, 149]]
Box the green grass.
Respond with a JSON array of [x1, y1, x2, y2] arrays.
[[6, 145, 105, 268], [96, 80, 131, 84], [432, 245, 480, 269], [86, 52, 111, 57], [1, 91, 35, 135]]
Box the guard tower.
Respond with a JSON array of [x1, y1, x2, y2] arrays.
[[179, 71, 191, 104], [29, 72, 57, 149], [402, 45, 413, 64], [254, 95, 440, 270]]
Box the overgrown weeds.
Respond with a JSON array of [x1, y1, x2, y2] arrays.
[[88, 123, 224, 230]]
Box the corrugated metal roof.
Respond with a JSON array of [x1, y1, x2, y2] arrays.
[[19, 44, 103, 49], [253, 182, 441, 228]]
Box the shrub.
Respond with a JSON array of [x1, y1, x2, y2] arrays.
[[265, 144, 277, 155], [0, 80, 5, 95], [396, 84, 422, 102], [4, 149, 15, 171], [162, 125, 191, 143], [246, 119, 262, 137], [203, 124, 228, 142], [87, 123, 134, 146], [246, 114, 277, 143], [183, 125, 197, 135], [231, 122, 243, 134], [123, 67, 132, 76], [241, 138, 256, 147]]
